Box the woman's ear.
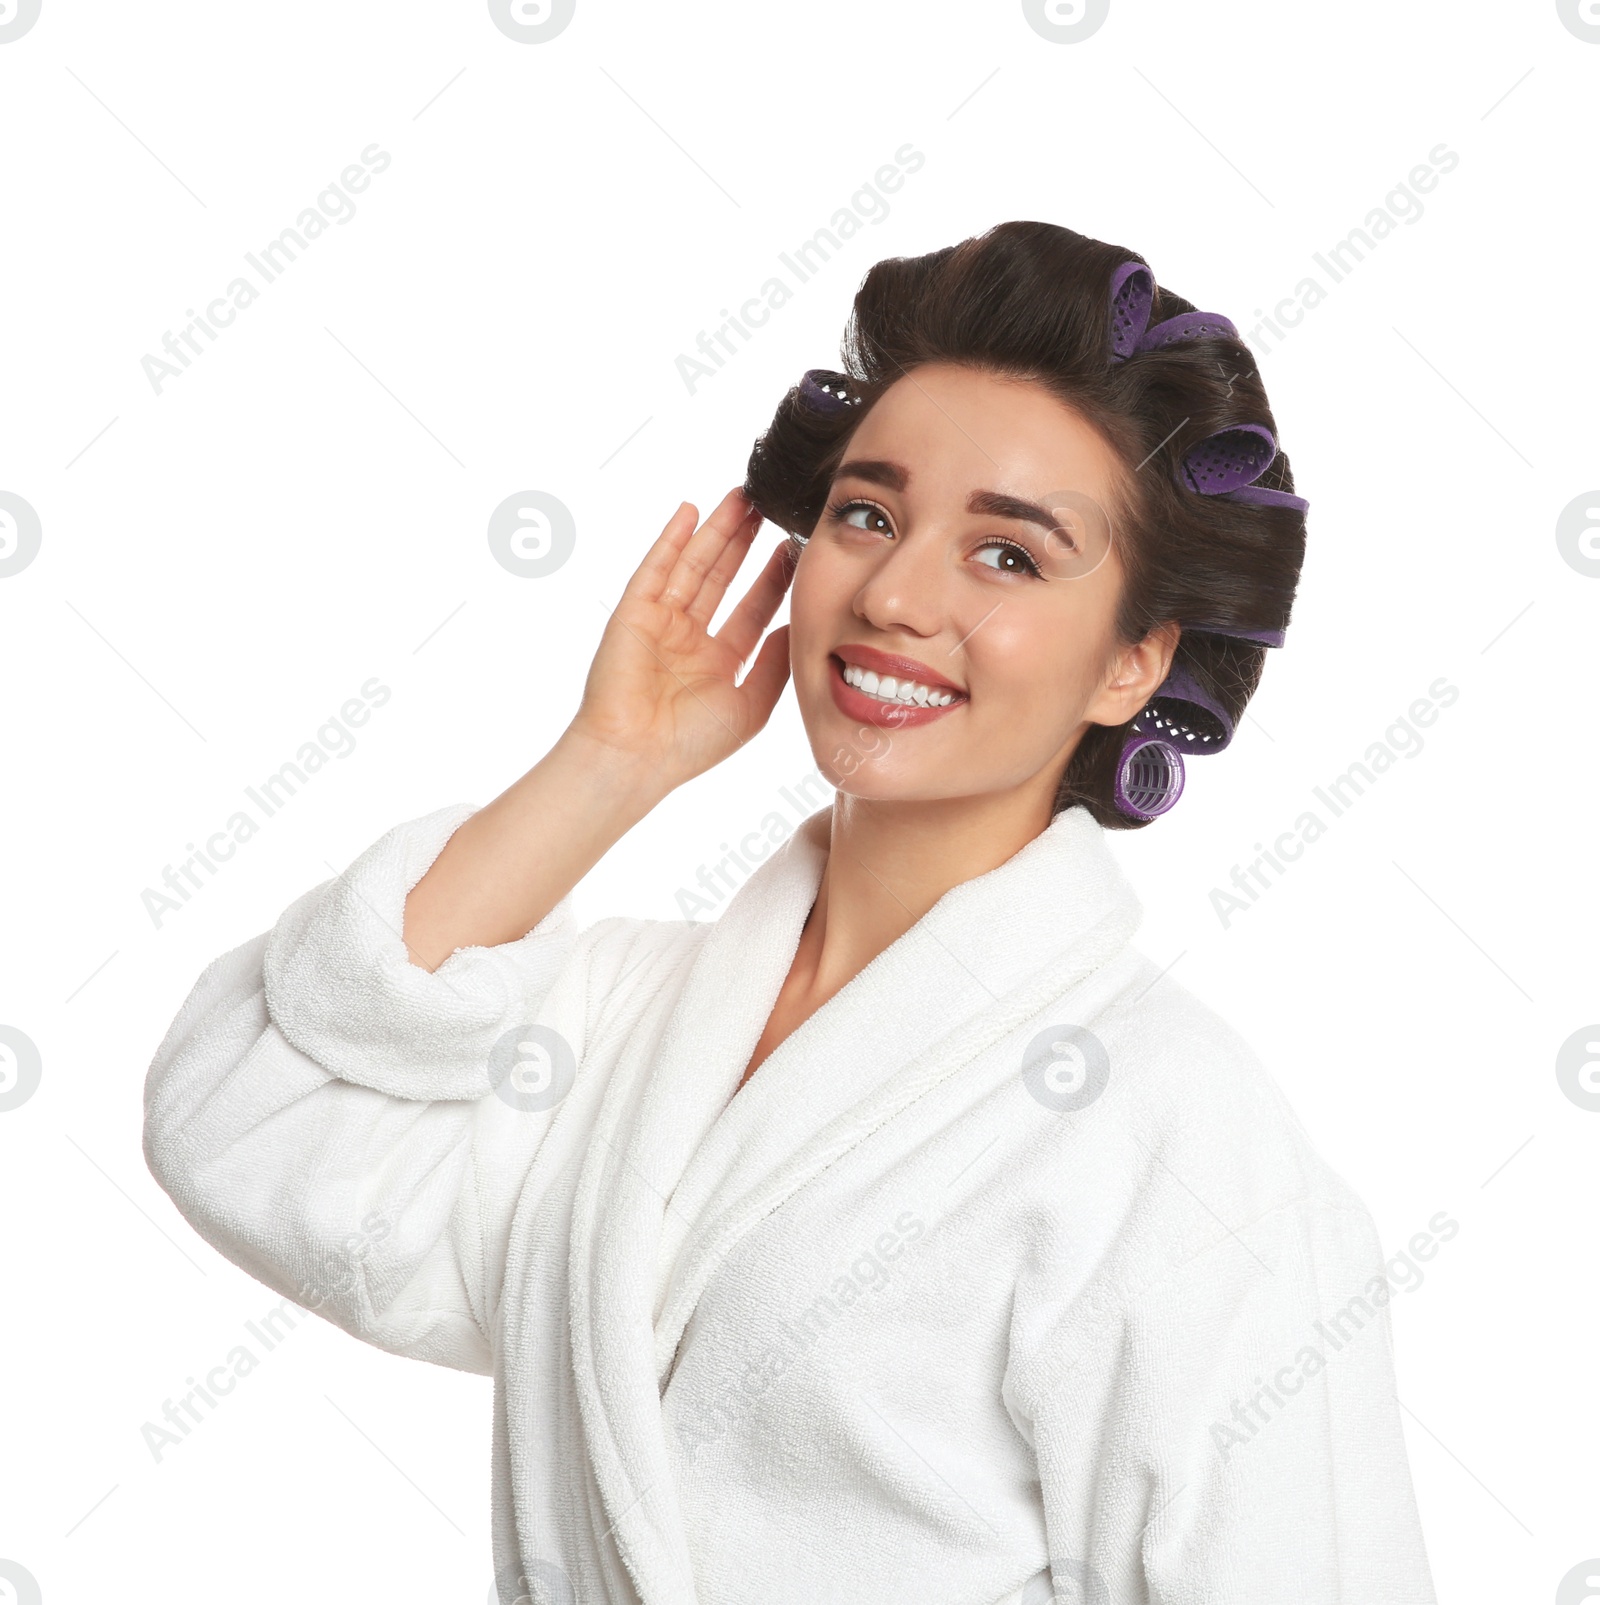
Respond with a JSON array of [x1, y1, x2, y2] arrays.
[[1088, 620, 1181, 728]]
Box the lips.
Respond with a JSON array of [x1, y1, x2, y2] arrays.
[[826, 645, 968, 729], [833, 643, 966, 695]]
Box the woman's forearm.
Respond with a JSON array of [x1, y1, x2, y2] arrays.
[[401, 729, 667, 972]]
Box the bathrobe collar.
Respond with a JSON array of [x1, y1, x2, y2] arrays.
[[566, 801, 1143, 1604]]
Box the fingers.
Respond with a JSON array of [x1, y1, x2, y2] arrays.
[[659, 487, 757, 616], [714, 539, 795, 665], [621, 500, 700, 606], [684, 499, 763, 628], [735, 624, 792, 729]]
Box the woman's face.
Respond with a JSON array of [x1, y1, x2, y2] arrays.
[[788, 362, 1175, 809]]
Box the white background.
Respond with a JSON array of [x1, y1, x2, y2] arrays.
[[1, 1, 1595, 1601]]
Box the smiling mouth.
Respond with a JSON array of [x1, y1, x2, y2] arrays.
[[836, 658, 961, 708], [826, 654, 968, 728]]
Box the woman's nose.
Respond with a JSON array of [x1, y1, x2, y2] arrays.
[[851, 525, 951, 639]]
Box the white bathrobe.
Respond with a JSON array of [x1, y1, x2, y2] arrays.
[[143, 800, 1437, 1605]]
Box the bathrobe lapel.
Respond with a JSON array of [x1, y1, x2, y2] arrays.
[[566, 802, 1143, 1605], [566, 812, 826, 1603]]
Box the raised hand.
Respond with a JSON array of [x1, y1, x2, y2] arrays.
[[569, 487, 795, 793], [403, 487, 795, 969]]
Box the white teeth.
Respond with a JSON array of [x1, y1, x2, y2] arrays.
[[840, 661, 957, 707]]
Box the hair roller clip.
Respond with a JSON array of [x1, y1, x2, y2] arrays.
[[1178, 423, 1277, 496], [1107, 261, 1155, 361], [1113, 733, 1185, 821], [798, 369, 866, 415]]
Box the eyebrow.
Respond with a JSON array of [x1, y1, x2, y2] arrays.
[[833, 459, 1061, 534]]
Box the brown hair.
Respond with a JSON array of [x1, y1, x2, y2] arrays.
[[741, 220, 1308, 829]]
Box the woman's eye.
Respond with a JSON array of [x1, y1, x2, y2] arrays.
[[973, 539, 1042, 578], [833, 500, 893, 535]]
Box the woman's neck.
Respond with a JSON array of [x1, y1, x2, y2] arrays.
[[797, 785, 1059, 1001]]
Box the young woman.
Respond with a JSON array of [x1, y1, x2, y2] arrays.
[[144, 222, 1437, 1604]]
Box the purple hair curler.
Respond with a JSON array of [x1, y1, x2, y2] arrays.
[[1112, 660, 1232, 820], [1179, 618, 1287, 650], [1100, 257, 1305, 819], [1114, 734, 1186, 821], [1179, 423, 1278, 495], [798, 369, 866, 415], [1104, 261, 1305, 513], [1108, 259, 1246, 362], [1220, 482, 1310, 516], [1113, 623, 1287, 824], [1108, 261, 1155, 361], [1132, 659, 1239, 754], [1138, 310, 1240, 351]]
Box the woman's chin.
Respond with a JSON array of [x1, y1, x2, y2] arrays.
[[803, 746, 964, 805], [799, 708, 939, 792], [830, 781, 945, 808]]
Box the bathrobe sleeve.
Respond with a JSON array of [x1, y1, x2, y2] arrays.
[[143, 803, 642, 1376], [1013, 1193, 1438, 1605]]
